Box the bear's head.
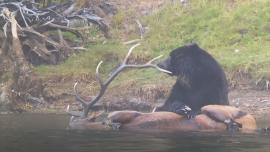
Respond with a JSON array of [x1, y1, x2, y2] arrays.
[[157, 43, 200, 76]]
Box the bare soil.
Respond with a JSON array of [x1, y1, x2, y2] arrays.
[[229, 89, 270, 119]]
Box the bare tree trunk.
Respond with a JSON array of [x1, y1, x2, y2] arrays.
[[0, 9, 41, 112], [0, 37, 14, 112], [0, 45, 12, 112]]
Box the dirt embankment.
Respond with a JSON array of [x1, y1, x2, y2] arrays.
[[34, 73, 270, 119], [229, 89, 270, 118]]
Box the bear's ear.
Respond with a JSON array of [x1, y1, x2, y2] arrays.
[[185, 43, 199, 48], [184, 43, 201, 51]]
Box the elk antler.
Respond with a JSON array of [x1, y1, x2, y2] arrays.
[[67, 43, 171, 118]]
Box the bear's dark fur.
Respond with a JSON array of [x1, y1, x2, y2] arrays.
[[156, 43, 229, 115]]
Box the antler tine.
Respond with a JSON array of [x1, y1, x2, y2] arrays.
[[147, 55, 163, 64], [70, 61, 104, 118], [96, 61, 104, 88], [123, 43, 141, 64], [124, 54, 172, 74], [147, 55, 172, 74], [73, 82, 88, 108], [66, 104, 82, 117], [152, 64, 172, 74]]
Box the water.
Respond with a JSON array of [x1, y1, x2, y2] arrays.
[[0, 114, 270, 152]]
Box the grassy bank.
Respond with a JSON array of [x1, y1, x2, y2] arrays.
[[143, 0, 270, 78], [35, 0, 270, 87]]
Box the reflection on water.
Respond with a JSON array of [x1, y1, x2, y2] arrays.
[[0, 114, 270, 152]]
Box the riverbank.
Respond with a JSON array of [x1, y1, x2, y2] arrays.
[[1, 0, 270, 119], [7, 75, 270, 120]]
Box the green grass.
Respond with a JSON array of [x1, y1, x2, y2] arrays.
[[145, 0, 270, 72], [34, 0, 270, 83], [142, 0, 270, 77], [35, 43, 124, 75]]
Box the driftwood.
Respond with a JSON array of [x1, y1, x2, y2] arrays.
[[0, 7, 33, 109], [0, 0, 110, 65], [0, 0, 113, 111]]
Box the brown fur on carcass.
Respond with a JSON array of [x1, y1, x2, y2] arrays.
[[68, 105, 257, 132], [108, 105, 257, 132]]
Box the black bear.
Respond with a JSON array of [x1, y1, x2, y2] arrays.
[[155, 43, 229, 117]]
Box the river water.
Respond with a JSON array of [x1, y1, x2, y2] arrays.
[[0, 114, 270, 152]]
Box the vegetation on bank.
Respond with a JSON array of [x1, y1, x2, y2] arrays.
[[35, 0, 270, 86]]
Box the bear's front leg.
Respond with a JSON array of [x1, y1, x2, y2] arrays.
[[171, 102, 196, 119]]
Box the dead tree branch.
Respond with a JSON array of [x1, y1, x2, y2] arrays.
[[0, 0, 110, 65]]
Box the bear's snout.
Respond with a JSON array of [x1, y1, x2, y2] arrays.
[[157, 57, 173, 75]]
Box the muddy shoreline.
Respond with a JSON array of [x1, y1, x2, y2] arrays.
[[4, 83, 270, 120], [229, 89, 270, 119]]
